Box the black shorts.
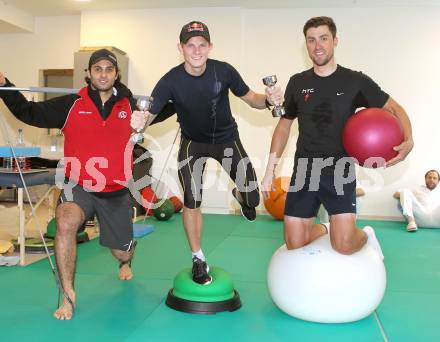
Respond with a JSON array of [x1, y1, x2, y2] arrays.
[[60, 183, 133, 251], [177, 136, 260, 209], [284, 172, 357, 218]]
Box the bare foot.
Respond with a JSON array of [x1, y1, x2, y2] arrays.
[[53, 290, 75, 320], [119, 264, 133, 280]]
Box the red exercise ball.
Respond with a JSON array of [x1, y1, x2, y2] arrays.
[[141, 186, 157, 216], [264, 176, 291, 220], [342, 108, 403, 167]]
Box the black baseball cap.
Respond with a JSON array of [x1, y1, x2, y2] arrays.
[[88, 49, 118, 69], [179, 21, 210, 44]]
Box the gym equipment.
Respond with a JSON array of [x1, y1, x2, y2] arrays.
[[0, 86, 145, 99], [141, 186, 157, 216], [12, 237, 55, 254], [153, 198, 174, 221], [169, 195, 183, 213], [262, 75, 286, 117], [166, 266, 241, 314], [0, 255, 20, 266], [267, 235, 386, 323], [132, 96, 153, 144], [132, 219, 154, 238], [44, 217, 89, 243], [0, 240, 14, 254], [45, 217, 57, 238], [342, 108, 404, 167], [263, 176, 290, 220], [76, 230, 89, 243]]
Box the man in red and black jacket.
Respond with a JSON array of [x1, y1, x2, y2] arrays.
[[0, 49, 174, 320]]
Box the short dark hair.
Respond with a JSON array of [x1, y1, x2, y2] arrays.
[[303, 16, 337, 38], [425, 169, 440, 178]]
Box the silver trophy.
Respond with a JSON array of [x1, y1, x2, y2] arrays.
[[262, 75, 286, 117], [132, 96, 153, 144]]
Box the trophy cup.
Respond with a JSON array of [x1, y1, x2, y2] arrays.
[[262, 75, 286, 117], [132, 96, 153, 144]]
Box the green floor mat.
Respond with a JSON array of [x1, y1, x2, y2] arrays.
[[377, 291, 440, 341], [127, 281, 384, 342], [1, 215, 439, 341], [0, 272, 170, 341]]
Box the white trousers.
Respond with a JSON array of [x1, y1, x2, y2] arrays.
[[400, 189, 440, 228]]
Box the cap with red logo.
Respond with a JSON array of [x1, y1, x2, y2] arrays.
[[179, 21, 210, 44]]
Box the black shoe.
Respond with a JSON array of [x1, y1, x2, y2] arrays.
[[232, 188, 256, 221], [192, 257, 212, 285]]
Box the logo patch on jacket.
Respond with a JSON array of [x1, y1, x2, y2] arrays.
[[78, 111, 92, 115], [118, 111, 128, 119]]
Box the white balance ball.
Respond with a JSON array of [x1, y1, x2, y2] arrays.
[[267, 235, 386, 323]]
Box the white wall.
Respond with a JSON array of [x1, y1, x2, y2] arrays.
[[80, 8, 244, 211], [79, 6, 439, 218], [240, 7, 440, 218], [1, 7, 438, 218], [0, 15, 80, 158], [0, 1, 34, 33]]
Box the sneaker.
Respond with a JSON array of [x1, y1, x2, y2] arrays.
[[232, 188, 256, 221], [363, 226, 384, 260], [192, 257, 212, 285], [406, 221, 418, 232]]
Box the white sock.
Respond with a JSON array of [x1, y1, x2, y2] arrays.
[[363, 226, 384, 260], [321, 222, 330, 234], [192, 249, 205, 261]]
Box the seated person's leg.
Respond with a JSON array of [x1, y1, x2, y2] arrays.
[[428, 206, 440, 228], [399, 189, 435, 230], [410, 196, 432, 228], [399, 189, 418, 227]]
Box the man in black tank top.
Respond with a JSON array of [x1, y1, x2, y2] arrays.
[[262, 16, 414, 260], [148, 21, 283, 285]]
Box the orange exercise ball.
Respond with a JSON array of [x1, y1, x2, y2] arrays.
[[169, 195, 183, 213], [264, 176, 291, 220]]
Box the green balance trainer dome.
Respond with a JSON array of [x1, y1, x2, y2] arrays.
[[45, 218, 57, 238], [45, 218, 89, 243], [173, 267, 235, 302], [166, 266, 241, 314]]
